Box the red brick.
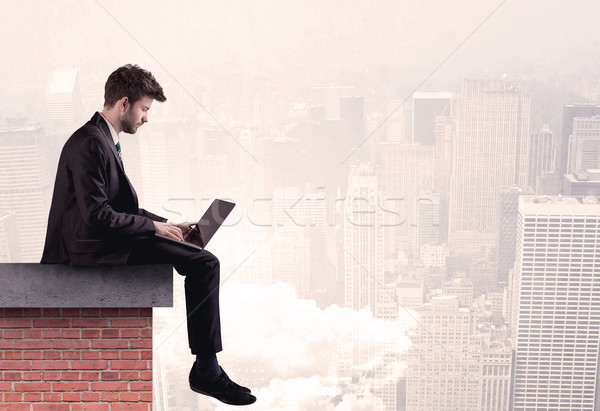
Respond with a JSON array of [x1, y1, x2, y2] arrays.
[[100, 371, 119, 381], [0, 361, 30, 370], [119, 308, 139, 316], [139, 308, 152, 317], [4, 330, 23, 339], [120, 371, 139, 381], [62, 392, 81, 402], [0, 404, 28, 411], [130, 381, 152, 391], [120, 392, 139, 401], [3, 308, 23, 317], [0, 319, 30, 328], [81, 329, 100, 339], [81, 392, 100, 402], [80, 372, 99, 381], [61, 308, 81, 317], [60, 372, 80, 381], [23, 308, 41, 317], [140, 371, 152, 381], [91, 340, 128, 349], [4, 392, 22, 401], [41, 308, 61, 317], [140, 392, 152, 402], [71, 361, 108, 370], [110, 360, 147, 370], [42, 371, 61, 381], [4, 351, 22, 360], [52, 382, 89, 391], [23, 371, 42, 380], [82, 351, 100, 360], [73, 404, 108, 411], [71, 319, 108, 328], [33, 319, 70, 328], [52, 340, 89, 349], [23, 351, 42, 360], [42, 351, 61, 360], [35, 403, 69, 410], [100, 308, 120, 317], [62, 351, 81, 360], [112, 404, 150, 411], [100, 351, 119, 360], [140, 329, 152, 338], [14, 382, 51, 391], [101, 329, 120, 338], [91, 381, 128, 391], [24, 329, 42, 339], [32, 361, 69, 370], [24, 392, 42, 401], [121, 351, 139, 360], [61, 329, 80, 339], [111, 318, 149, 328], [15, 340, 52, 350], [73, 405, 108, 411], [4, 371, 22, 380], [42, 392, 63, 402], [81, 308, 100, 317], [120, 329, 139, 338], [0, 341, 13, 349], [130, 340, 152, 349], [0, 382, 13, 390], [101, 391, 119, 401], [42, 329, 61, 339]]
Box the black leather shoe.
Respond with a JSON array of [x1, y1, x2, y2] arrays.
[[218, 367, 251, 393], [189, 365, 256, 406]]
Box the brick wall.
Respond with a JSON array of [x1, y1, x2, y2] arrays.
[[0, 308, 152, 411]]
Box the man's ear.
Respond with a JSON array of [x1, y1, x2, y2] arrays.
[[118, 97, 130, 113]]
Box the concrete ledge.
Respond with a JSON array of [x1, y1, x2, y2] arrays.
[[0, 264, 173, 307]]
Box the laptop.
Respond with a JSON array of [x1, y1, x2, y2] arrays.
[[155, 199, 235, 250]]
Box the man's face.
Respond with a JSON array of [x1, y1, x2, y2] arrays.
[[121, 96, 153, 134]]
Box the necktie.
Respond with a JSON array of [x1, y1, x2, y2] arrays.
[[115, 141, 124, 170]]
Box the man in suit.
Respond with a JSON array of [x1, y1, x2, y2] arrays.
[[41, 64, 256, 406]]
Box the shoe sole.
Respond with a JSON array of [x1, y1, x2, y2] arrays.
[[190, 383, 257, 406]]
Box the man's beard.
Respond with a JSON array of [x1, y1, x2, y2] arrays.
[[122, 111, 141, 134]]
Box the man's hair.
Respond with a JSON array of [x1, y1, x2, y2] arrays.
[[104, 64, 166, 108]]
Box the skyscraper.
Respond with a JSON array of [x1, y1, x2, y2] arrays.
[[509, 195, 600, 410], [528, 125, 556, 194], [44, 69, 83, 135], [567, 116, 600, 173], [449, 79, 530, 254], [560, 104, 600, 176], [412, 91, 453, 145]]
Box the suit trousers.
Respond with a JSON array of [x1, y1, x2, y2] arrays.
[[127, 238, 222, 356]]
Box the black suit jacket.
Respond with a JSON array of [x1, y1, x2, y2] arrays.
[[41, 112, 166, 266]]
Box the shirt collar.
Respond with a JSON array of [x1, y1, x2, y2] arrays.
[[99, 112, 120, 145]]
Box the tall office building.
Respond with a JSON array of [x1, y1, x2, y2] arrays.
[[385, 100, 405, 142], [509, 195, 600, 410], [44, 69, 83, 135], [567, 116, 600, 173], [416, 192, 440, 251], [412, 91, 453, 145], [0, 211, 19, 262], [449, 79, 530, 254], [344, 163, 384, 313], [497, 186, 534, 284], [560, 104, 600, 176], [563, 169, 600, 196], [528, 125, 556, 193], [0, 126, 53, 262]]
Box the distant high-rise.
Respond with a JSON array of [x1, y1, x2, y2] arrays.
[[563, 169, 600, 196], [385, 100, 405, 142], [528, 125, 556, 193], [44, 69, 83, 135], [344, 163, 384, 314], [412, 91, 453, 145], [560, 104, 600, 176], [509, 195, 600, 410], [496, 186, 534, 284], [0, 211, 19, 262], [0, 126, 53, 261], [567, 116, 600, 173], [449, 79, 530, 254]]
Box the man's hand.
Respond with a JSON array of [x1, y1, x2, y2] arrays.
[[153, 221, 188, 241]]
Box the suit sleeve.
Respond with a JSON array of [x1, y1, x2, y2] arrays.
[[138, 208, 167, 222], [71, 136, 157, 236]]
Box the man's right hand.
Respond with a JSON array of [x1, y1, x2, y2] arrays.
[[153, 221, 184, 241]]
